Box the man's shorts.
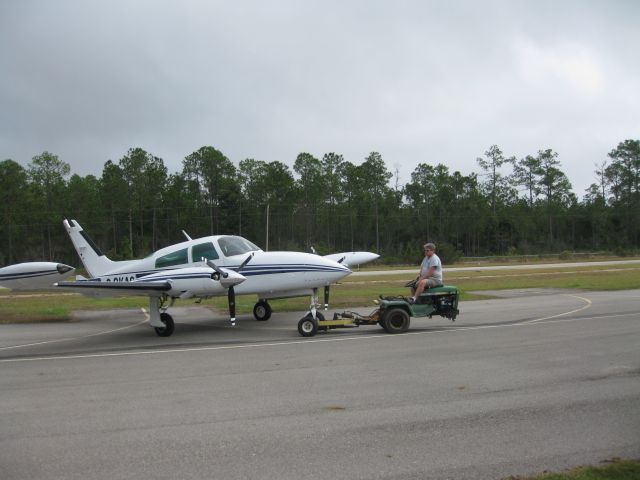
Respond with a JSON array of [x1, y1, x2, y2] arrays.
[[425, 278, 443, 288]]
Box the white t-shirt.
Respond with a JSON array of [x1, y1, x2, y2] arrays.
[[420, 253, 443, 283]]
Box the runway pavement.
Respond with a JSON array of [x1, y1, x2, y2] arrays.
[[1, 289, 639, 479]]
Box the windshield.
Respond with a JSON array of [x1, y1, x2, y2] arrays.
[[217, 236, 261, 257]]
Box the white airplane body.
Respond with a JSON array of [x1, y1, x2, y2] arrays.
[[57, 219, 353, 336], [63, 219, 350, 298]]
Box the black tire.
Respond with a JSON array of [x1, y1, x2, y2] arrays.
[[253, 300, 272, 321], [381, 308, 410, 334], [154, 312, 175, 337], [298, 317, 318, 337], [379, 319, 390, 333], [303, 311, 325, 321]]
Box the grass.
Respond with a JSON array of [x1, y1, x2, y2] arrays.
[[447, 265, 640, 291], [504, 458, 640, 480], [360, 255, 640, 270], [1, 263, 639, 323]]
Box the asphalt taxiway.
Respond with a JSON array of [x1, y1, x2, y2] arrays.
[[1, 289, 639, 479]]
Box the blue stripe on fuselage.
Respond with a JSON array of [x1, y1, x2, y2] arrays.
[[100, 273, 212, 283], [117, 264, 347, 280]]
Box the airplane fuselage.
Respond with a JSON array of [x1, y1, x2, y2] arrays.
[[90, 235, 351, 299], [60, 219, 358, 334]]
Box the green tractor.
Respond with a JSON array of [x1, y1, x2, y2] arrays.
[[297, 285, 460, 337], [377, 285, 459, 334]]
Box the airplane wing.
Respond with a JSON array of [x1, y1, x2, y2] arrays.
[[54, 280, 172, 297]]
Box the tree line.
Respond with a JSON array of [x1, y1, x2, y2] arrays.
[[1, 139, 638, 266]]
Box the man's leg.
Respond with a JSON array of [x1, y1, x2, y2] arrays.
[[413, 278, 427, 301]]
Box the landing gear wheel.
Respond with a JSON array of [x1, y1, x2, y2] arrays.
[[253, 300, 272, 321], [154, 312, 175, 337], [381, 308, 410, 334]]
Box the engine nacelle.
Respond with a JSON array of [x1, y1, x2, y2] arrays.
[[143, 266, 245, 298]]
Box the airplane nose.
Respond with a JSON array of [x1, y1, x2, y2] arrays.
[[220, 271, 246, 288]]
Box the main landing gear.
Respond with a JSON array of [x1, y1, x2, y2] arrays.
[[253, 299, 272, 321], [155, 312, 175, 337], [149, 296, 176, 337]]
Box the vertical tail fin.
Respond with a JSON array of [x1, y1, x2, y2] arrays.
[[63, 219, 115, 277]]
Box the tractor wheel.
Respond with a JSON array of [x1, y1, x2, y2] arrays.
[[381, 308, 410, 334]]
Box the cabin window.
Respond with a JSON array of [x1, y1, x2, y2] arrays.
[[155, 248, 188, 268], [192, 242, 219, 262]]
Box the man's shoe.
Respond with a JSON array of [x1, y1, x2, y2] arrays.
[[408, 297, 416, 304]]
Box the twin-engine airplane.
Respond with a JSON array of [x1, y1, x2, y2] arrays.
[[0, 220, 378, 337]]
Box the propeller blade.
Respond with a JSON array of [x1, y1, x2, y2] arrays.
[[228, 286, 236, 326], [324, 285, 330, 311], [237, 252, 254, 272]]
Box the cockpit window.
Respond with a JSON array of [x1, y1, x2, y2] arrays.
[[217, 236, 260, 257], [192, 242, 219, 262]]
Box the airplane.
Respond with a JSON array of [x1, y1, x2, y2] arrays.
[[0, 262, 75, 290], [54, 219, 359, 336], [323, 252, 379, 268]]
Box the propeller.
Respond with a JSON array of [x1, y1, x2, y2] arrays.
[[237, 252, 254, 271], [206, 260, 228, 280], [228, 253, 254, 325], [207, 253, 254, 326]]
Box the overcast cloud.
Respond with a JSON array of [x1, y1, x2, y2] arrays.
[[1, 0, 639, 196]]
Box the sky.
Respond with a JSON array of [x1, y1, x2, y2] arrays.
[[1, 0, 639, 197]]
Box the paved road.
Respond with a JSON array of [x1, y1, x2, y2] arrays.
[[1, 289, 639, 479]]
